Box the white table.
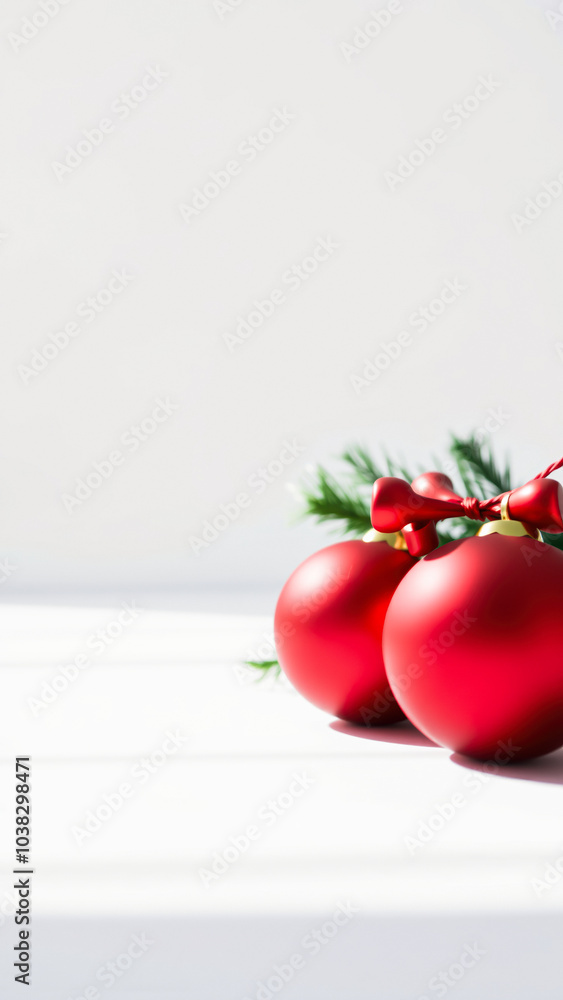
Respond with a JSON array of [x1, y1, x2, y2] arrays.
[[0, 591, 561, 998]]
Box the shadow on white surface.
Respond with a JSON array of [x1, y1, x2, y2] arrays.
[[331, 722, 563, 783], [329, 719, 440, 749], [451, 748, 563, 786]]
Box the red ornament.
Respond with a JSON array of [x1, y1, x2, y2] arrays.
[[383, 530, 563, 760], [274, 538, 416, 725], [381, 522, 563, 761]]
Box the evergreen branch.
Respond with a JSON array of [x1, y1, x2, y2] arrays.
[[245, 659, 281, 680], [341, 446, 384, 486], [342, 444, 415, 488], [382, 449, 415, 483], [300, 466, 371, 537], [451, 451, 481, 500], [450, 435, 512, 497]]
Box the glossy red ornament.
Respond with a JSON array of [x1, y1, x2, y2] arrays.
[[274, 539, 416, 725], [382, 530, 563, 760]]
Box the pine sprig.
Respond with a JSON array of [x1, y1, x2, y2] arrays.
[[300, 465, 371, 537], [450, 434, 511, 497], [246, 659, 281, 680], [381, 449, 415, 483], [341, 446, 384, 486]]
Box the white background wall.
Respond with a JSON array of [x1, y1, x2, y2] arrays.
[[2, 0, 563, 593]]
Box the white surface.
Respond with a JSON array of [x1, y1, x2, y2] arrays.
[[1, 593, 563, 998], [2, 0, 563, 590]]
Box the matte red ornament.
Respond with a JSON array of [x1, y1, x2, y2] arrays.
[[274, 539, 416, 725], [382, 531, 563, 760]]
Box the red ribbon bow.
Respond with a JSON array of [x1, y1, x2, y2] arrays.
[[371, 456, 563, 557]]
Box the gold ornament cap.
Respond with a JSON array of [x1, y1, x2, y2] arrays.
[[476, 521, 543, 541], [476, 491, 543, 540], [363, 528, 408, 550]]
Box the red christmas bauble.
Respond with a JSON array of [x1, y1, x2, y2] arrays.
[[275, 538, 416, 725], [382, 528, 563, 760]]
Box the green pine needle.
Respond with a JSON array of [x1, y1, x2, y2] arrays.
[[245, 659, 281, 680], [382, 449, 415, 483], [300, 465, 371, 537], [341, 446, 384, 486], [450, 434, 511, 497]]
